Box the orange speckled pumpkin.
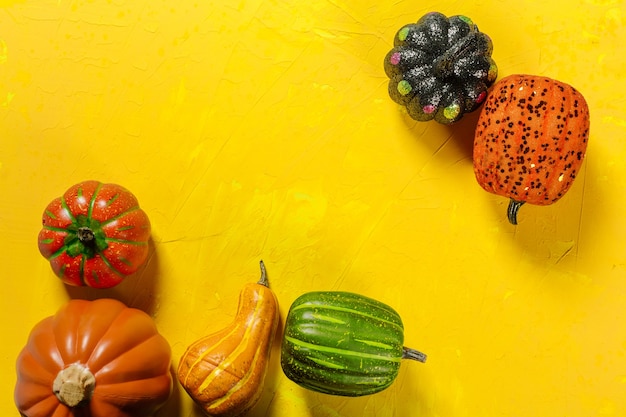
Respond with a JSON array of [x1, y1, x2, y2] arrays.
[[473, 74, 590, 224], [14, 298, 172, 417]]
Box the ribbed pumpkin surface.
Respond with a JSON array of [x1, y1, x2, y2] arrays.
[[14, 299, 172, 417], [281, 291, 408, 397], [384, 12, 498, 124]]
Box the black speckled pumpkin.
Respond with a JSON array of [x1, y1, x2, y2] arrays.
[[384, 12, 498, 124], [473, 74, 591, 225]]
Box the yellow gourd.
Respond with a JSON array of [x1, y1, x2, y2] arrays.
[[177, 261, 279, 417]]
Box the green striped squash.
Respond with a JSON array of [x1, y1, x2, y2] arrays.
[[280, 291, 427, 396]]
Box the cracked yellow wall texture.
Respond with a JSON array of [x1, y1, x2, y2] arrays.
[[1, 0, 625, 416]]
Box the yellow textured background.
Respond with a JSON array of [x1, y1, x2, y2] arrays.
[[1, 0, 625, 416]]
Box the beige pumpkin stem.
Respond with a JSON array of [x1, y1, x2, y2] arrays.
[[53, 363, 96, 407]]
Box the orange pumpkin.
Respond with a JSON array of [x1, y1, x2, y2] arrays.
[[177, 261, 280, 417], [473, 74, 590, 224], [14, 298, 172, 417]]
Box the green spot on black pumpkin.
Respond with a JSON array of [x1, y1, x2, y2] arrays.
[[458, 15, 473, 25], [398, 27, 410, 41], [443, 104, 460, 120], [397, 80, 412, 95]]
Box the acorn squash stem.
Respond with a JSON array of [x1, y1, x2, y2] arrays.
[[402, 346, 427, 363], [507, 199, 525, 225]]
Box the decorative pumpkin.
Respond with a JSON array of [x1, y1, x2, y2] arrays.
[[14, 298, 172, 417], [177, 261, 280, 417], [473, 74, 591, 224], [38, 180, 151, 289], [384, 11, 498, 124], [280, 291, 427, 397]]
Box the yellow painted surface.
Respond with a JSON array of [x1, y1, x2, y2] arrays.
[[1, 0, 625, 416]]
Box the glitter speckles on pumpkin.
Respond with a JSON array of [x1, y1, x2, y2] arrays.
[[488, 63, 498, 82], [473, 74, 591, 225], [384, 12, 498, 124]]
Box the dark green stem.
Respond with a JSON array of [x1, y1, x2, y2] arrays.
[[507, 199, 525, 225], [402, 346, 427, 363], [258, 260, 269, 287], [63, 215, 108, 258]]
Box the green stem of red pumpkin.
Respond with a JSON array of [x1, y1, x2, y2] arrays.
[[63, 215, 109, 258], [507, 199, 525, 225]]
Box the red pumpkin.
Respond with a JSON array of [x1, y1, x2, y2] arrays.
[[473, 74, 590, 224], [38, 180, 151, 288], [14, 298, 172, 417]]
